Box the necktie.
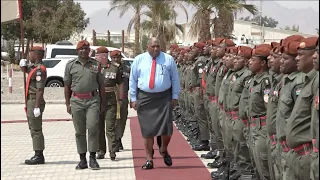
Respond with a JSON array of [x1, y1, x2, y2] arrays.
[[149, 57, 156, 89]]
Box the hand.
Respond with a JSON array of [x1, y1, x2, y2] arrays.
[[130, 101, 136, 110], [19, 59, 27, 67], [172, 99, 178, 109], [33, 108, 41, 117], [66, 104, 71, 114]]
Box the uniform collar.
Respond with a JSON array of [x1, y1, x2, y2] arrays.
[[235, 67, 247, 76], [254, 71, 269, 83], [305, 69, 317, 82]]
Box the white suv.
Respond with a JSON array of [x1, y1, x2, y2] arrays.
[[42, 58, 72, 87]]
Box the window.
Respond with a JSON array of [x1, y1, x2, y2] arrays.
[[43, 60, 61, 68], [51, 49, 77, 58]]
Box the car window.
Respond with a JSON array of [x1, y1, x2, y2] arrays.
[[51, 49, 77, 58], [43, 60, 61, 68]]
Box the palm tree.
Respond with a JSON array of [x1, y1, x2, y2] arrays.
[[107, 0, 145, 56], [187, 0, 257, 41], [140, 0, 188, 51]]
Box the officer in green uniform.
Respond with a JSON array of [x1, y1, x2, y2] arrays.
[[227, 46, 253, 179], [286, 37, 318, 180], [64, 40, 105, 170], [20, 46, 47, 165], [310, 42, 319, 180], [96, 48, 124, 160], [115, 56, 130, 151], [265, 42, 284, 180], [247, 47, 271, 179], [275, 39, 304, 179], [191, 42, 210, 151]]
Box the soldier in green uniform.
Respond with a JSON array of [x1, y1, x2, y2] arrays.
[[275, 39, 305, 179], [115, 54, 130, 151], [285, 37, 319, 180], [227, 46, 253, 179], [265, 42, 284, 180], [247, 47, 271, 179], [191, 42, 210, 151], [64, 40, 105, 170], [96, 48, 124, 160], [310, 41, 319, 180], [20, 46, 47, 165]]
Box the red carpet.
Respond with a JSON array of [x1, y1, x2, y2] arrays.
[[130, 117, 211, 180]]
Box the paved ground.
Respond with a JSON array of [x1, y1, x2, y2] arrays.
[[1, 104, 215, 180]]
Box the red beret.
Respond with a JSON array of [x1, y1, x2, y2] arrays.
[[254, 44, 272, 50], [206, 40, 213, 45], [280, 41, 300, 56], [237, 46, 252, 59], [252, 47, 270, 57], [76, 40, 90, 50], [194, 42, 206, 49], [220, 39, 235, 47], [170, 44, 179, 49], [283, 35, 305, 46], [30, 46, 44, 51], [110, 50, 122, 57], [298, 37, 319, 50], [96, 46, 109, 54], [226, 47, 238, 54]]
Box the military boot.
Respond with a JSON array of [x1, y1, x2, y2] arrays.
[[118, 139, 123, 150], [89, 152, 100, 170], [76, 153, 88, 170], [96, 150, 105, 159], [193, 140, 210, 151], [207, 158, 227, 168], [109, 151, 116, 161], [200, 149, 218, 159], [25, 150, 45, 165]]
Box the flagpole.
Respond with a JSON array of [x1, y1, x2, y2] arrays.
[[18, 0, 27, 111]]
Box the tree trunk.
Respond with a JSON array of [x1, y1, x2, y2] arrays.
[[198, 9, 211, 42], [213, 9, 234, 38], [134, 5, 141, 56]]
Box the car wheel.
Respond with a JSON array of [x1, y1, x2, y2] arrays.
[[46, 80, 63, 87]]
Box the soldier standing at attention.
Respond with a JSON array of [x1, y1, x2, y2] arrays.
[[265, 42, 283, 180], [286, 37, 319, 180], [310, 40, 319, 180], [19, 46, 47, 165], [115, 52, 130, 151], [247, 47, 271, 180], [64, 40, 105, 170], [96, 48, 124, 160]]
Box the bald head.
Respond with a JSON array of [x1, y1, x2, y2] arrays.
[[147, 37, 160, 46], [146, 37, 161, 58]]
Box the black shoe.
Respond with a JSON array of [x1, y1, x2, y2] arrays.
[[109, 151, 116, 161], [76, 159, 88, 170], [160, 151, 172, 166], [96, 151, 105, 159], [89, 156, 100, 170], [25, 155, 45, 165], [207, 158, 227, 168], [192, 144, 210, 151], [200, 150, 218, 159], [118, 139, 123, 150], [229, 171, 241, 180]]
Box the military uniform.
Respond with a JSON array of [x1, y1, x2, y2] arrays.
[[266, 72, 284, 180], [98, 58, 123, 159], [115, 63, 130, 150], [310, 83, 319, 180], [23, 53, 47, 165]]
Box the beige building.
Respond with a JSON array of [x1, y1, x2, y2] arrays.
[[69, 31, 135, 45], [178, 19, 316, 45]]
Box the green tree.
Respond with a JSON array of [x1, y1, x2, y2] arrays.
[[96, 39, 117, 47], [239, 15, 278, 28], [284, 24, 299, 32]]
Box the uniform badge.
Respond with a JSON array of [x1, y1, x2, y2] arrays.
[[264, 89, 270, 103], [36, 71, 41, 76], [315, 96, 319, 110], [296, 89, 301, 95], [265, 79, 269, 85], [199, 68, 203, 73], [250, 88, 253, 93], [223, 74, 227, 80], [36, 76, 41, 81], [204, 66, 208, 72], [198, 63, 203, 67], [231, 75, 236, 83], [273, 91, 279, 97]]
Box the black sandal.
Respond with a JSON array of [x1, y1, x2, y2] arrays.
[[160, 151, 172, 166], [142, 160, 154, 170]]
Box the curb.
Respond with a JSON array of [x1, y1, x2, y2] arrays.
[[1, 100, 65, 104]]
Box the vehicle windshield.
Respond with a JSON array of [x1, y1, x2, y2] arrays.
[[51, 49, 78, 58]]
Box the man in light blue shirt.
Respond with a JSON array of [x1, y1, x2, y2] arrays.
[[129, 37, 180, 170]]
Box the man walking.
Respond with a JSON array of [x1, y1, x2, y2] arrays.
[[129, 37, 180, 170], [64, 40, 106, 170]]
